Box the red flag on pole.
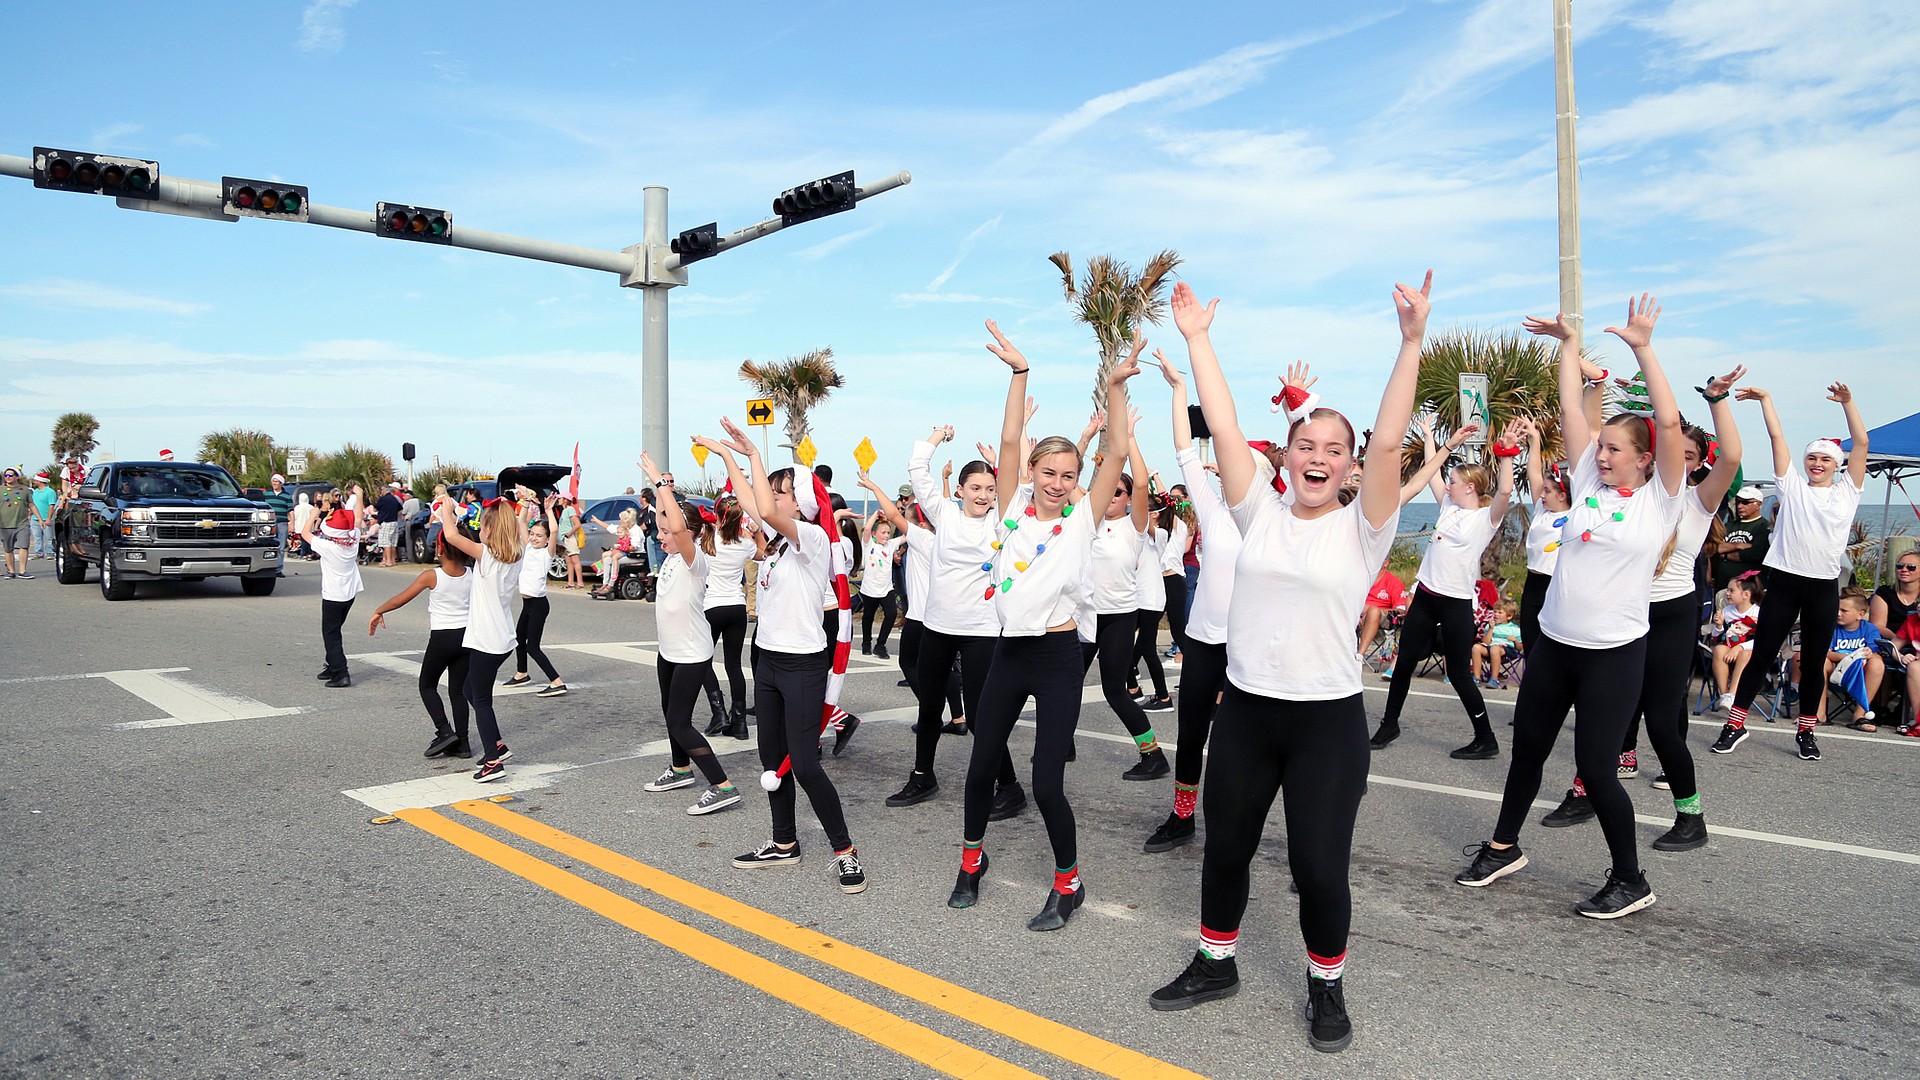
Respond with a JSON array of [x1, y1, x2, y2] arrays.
[[569, 442, 581, 502]]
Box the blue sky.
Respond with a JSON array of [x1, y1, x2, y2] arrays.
[[2, 0, 1914, 496]]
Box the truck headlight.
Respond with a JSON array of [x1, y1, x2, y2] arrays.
[[123, 509, 156, 523], [251, 510, 274, 523]]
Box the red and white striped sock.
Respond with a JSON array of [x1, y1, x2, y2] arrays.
[[826, 706, 850, 730], [1726, 706, 1748, 731], [1796, 715, 1818, 733], [1199, 925, 1238, 961], [1308, 949, 1347, 982]]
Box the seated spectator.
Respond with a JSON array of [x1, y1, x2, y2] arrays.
[[1358, 565, 1409, 663], [1820, 589, 1884, 731], [1473, 600, 1522, 687], [1711, 572, 1763, 711], [1893, 613, 1920, 735]]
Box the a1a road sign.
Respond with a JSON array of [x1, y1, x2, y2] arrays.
[[287, 449, 309, 476], [746, 399, 775, 426]]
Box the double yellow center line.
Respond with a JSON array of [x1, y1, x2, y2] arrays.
[[397, 801, 1205, 1080]]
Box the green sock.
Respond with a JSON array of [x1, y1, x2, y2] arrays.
[[1134, 730, 1159, 755], [1674, 793, 1702, 815], [718, 782, 735, 792]]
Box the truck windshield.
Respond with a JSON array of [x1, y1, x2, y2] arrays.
[[114, 467, 243, 499]]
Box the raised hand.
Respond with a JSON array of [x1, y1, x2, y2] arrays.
[[1155, 348, 1184, 389], [1285, 361, 1318, 393], [985, 320, 1028, 371], [941, 460, 954, 482], [1107, 356, 1142, 389], [1603, 293, 1661, 349], [929, 424, 954, 445], [1522, 314, 1576, 341], [637, 452, 660, 484], [1025, 396, 1039, 425], [1704, 365, 1748, 399], [1409, 413, 1433, 445], [976, 441, 998, 469], [1170, 281, 1218, 338], [1498, 417, 1528, 448], [1393, 270, 1434, 343], [855, 471, 880, 493], [1827, 382, 1852, 405], [1446, 422, 1481, 450], [1732, 386, 1771, 403], [716, 417, 754, 455], [1081, 410, 1106, 442], [1126, 406, 1143, 434], [1127, 327, 1149, 362], [690, 434, 736, 461]]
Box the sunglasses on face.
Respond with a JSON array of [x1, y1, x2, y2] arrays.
[[1899, 564, 1920, 572]]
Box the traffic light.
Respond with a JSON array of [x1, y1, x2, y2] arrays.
[[375, 201, 452, 244], [222, 177, 310, 222], [670, 222, 719, 263], [32, 147, 160, 200], [772, 171, 856, 225]]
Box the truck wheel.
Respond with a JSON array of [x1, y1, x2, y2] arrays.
[[100, 555, 136, 601], [54, 538, 85, 585], [241, 575, 277, 597]]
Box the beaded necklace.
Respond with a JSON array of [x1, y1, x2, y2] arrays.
[[1542, 487, 1638, 553], [983, 503, 1074, 600], [758, 540, 788, 590]]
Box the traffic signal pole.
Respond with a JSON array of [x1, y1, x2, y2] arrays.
[[0, 152, 910, 470]]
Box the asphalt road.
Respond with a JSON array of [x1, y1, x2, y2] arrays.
[[2, 561, 1915, 1079]]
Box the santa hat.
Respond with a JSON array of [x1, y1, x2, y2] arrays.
[[271, 473, 285, 483], [1804, 439, 1845, 463], [158, 448, 174, 460], [1270, 383, 1322, 419], [1244, 441, 1288, 497], [33, 472, 50, 482]]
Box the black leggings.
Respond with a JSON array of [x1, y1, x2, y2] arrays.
[[702, 604, 749, 714], [1082, 612, 1155, 741], [1617, 592, 1701, 802], [1162, 573, 1189, 655], [515, 596, 560, 681], [1381, 585, 1492, 738], [1733, 567, 1841, 720], [754, 649, 851, 851], [419, 627, 470, 739], [321, 598, 353, 676], [861, 593, 898, 651], [915, 629, 1015, 785], [1199, 686, 1369, 956], [463, 649, 513, 756], [898, 619, 963, 720], [1518, 571, 1551, 660], [658, 658, 728, 785], [966, 631, 1083, 869], [1129, 609, 1169, 697], [1173, 639, 1230, 787], [1495, 634, 1647, 877]]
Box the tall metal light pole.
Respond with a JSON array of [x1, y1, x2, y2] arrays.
[[1553, 0, 1584, 329]]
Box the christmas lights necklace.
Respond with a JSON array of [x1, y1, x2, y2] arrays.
[[983, 503, 1074, 600], [1542, 487, 1637, 553]]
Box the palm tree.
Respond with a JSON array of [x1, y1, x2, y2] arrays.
[[410, 461, 477, 496], [50, 412, 100, 464], [1398, 328, 1567, 488], [310, 443, 397, 498], [198, 428, 278, 486], [738, 348, 844, 464], [1048, 249, 1180, 412]]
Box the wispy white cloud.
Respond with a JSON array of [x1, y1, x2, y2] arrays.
[[88, 122, 142, 148], [892, 292, 1031, 307], [297, 0, 358, 54], [0, 280, 211, 317], [172, 132, 217, 149], [925, 215, 1002, 291], [793, 223, 882, 262]]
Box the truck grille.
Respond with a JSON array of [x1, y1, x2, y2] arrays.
[[152, 510, 255, 541]]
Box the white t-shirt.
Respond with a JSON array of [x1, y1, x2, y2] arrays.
[[1417, 496, 1497, 600], [992, 493, 1098, 637], [1226, 484, 1398, 700], [860, 536, 905, 599], [1720, 602, 1758, 651], [1538, 445, 1686, 649], [465, 548, 523, 655], [518, 543, 551, 598], [1525, 498, 1561, 576], [759, 523, 834, 654], [1650, 488, 1713, 603], [822, 536, 854, 609], [902, 522, 935, 618], [655, 549, 715, 664], [1134, 527, 1168, 612], [909, 440, 1001, 638], [1160, 518, 1189, 575], [702, 536, 753, 609], [1179, 448, 1238, 646], [315, 519, 363, 602], [428, 566, 471, 630], [1765, 467, 1863, 580], [1089, 515, 1145, 615]]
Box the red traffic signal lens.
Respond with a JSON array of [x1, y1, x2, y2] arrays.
[[388, 211, 409, 231], [234, 186, 258, 208], [48, 158, 73, 181]]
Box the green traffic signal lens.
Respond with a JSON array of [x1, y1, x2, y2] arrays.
[[127, 168, 151, 190], [280, 191, 301, 212], [429, 216, 447, 236]]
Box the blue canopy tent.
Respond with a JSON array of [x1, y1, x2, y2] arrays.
[[1842, 409, 1920, 582]]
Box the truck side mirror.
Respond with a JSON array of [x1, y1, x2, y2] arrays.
[[78, 486, 104, 500]]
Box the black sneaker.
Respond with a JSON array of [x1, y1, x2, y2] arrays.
[[896, 678, 912, 688], [1541, 789, 1595, 828], [832, 714, 861, 756], [445, 739, 473, 759], [1368, 722, 1400, 750], [1141, 694, 1174, 713], [325, 673, 352, 688], [1144, 812, 1196, 853], [1122, 749, 1170, 781], [940, 720, 969, 736], [884, 771, 939, 808], [732, 842, 802, 869], [1575, 868, 1657, 919], [1449, 736, 1499, 760], [1651, 813, 1708, 851], [948, 853, 987, 909], [423, 732, 460, 758], [502, 674, 532, 688], [1650, 773, 1671, 791], [535, 683, 569, 698], [1796, 730, 1821, 761], [834, 849, 867, 894], [1305, 977, 1352, 1053], [316, 669, 334, 680], [1455, 842, 1528, 887], [1709, 723, 1748, 754], [1027, 885, 1084, 931], [874, 644, 890, 660], [1148, 951, 1240, 1011], [473, 759, 506, 783], [989, 783, 1026, 821]]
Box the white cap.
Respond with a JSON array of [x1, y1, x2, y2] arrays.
[[389, 481, 403, 489], [1735, 485, 1762, 501], [271, 473, 286, 483]]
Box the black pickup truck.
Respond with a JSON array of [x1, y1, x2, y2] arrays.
[[54, 461, 283, 600]]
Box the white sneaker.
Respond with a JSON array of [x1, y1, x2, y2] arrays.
[[644, 767, 697, 792], [1716, 693, 1733, 712]]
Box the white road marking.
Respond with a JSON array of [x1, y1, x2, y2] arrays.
[[102, 670, 305, 729], [0, 667, 189, 685], [345, 650, 546, 693]]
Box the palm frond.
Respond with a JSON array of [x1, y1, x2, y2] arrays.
[[740, 347, 844, 463], [1049, 251, 1075, 301]]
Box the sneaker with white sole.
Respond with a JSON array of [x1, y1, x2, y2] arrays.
[[644, 767, 698, 792], [535, 683, 569, 698], [833, 848, 868, 893], [1709, 723, 1748, 754], [687, 784, 741, 816], [1716, 692, 1733, 712], [1455, 842, 1528, 887], [1650, 773, 1671, 791], [732, 842, 801, 868], [1617, 751, 1638, 779], [1796, 730, 1822, 761], [1575, 868, 1657, 919], [473, 759, 506, 783]]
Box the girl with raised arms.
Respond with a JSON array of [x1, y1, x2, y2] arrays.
[[434, 495, 527, 783], [1147, 272, 1431, 1057]]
